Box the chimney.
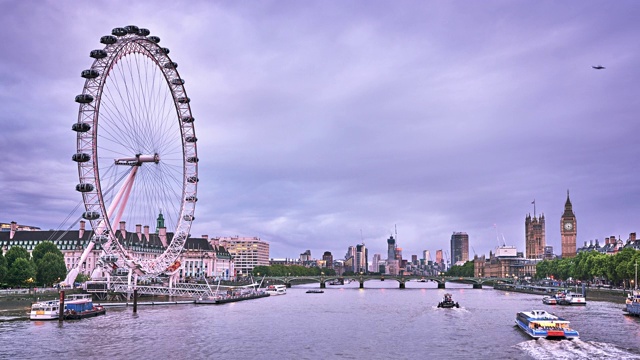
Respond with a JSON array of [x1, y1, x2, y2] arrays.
[[202, 235, 208, 240], [596, 239, 600, 246], [9, 221, 17, 240], [136, 224, 142, 242], [144, 225, 150, 243], [79, 220, 86, 238], [631, 233, 637, 242], [159, 227, 167, 247], [119, 221, 127, 239]]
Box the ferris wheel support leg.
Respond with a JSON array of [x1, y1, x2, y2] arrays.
[[62, 240, 96, 287]]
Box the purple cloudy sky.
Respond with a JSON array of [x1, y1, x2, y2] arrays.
[[1, 1, 639, 262]]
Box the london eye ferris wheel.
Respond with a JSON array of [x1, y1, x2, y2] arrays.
[[65, 25, 198, 284]]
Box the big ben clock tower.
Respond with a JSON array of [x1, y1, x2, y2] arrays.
[[560, 190, 577, 258]]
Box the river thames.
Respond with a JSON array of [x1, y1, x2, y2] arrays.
[[2, 281, 640, 359]]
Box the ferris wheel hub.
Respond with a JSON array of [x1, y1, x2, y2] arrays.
[[114, 153, 160, 166]]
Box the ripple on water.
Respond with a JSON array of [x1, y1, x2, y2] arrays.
[[515, 338, 640, 360]]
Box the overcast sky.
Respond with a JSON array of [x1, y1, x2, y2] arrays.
[[1, 1, 639, 262]]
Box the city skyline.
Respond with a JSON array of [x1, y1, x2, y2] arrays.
[[1, 1, 640, 260]]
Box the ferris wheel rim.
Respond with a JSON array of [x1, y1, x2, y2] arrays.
[[72, 25, 198, 276]]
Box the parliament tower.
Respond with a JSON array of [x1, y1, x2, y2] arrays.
[[560, 191, 577, 258]]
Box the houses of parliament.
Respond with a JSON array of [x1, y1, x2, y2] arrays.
[[525, 191, 577, 260]]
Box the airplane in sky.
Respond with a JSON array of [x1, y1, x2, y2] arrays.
[[592, 65, 605, 70]]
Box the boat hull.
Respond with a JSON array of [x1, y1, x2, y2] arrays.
[[64, 307, 106, 320], [195, 292, 270, 304]]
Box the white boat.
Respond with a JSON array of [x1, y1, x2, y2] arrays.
[[515, 310, 579, 340], [542, 295, 557, 305], [556, 292, 586, 306], [30, 299, 61, 320], [264, 285, 287, 295]]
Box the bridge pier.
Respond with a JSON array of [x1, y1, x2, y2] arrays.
[[473, 284, 482, 289], [286, 283, 291, 288], [359, 281, 364, 289], [438, 283, 446, 289], [399, 282, 405, 289], [320, 282, 326, 289]]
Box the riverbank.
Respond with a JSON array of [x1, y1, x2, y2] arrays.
[[493, 284, 628, 304]]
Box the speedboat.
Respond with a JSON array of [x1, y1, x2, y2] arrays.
[[515, 310, 579, 340], [264, 285, 287, 295], [437, 293, 459, 308]]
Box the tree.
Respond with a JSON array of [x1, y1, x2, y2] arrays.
[[446, 261, 474, 277], [36, 252, 67, 286], [0, 254, 7, 284], [4, 246, 30, 268], [32, 241, 64, 264], [7, 258, 36, 287]]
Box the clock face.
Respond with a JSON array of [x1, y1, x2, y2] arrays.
[[564, 222, 573, 231]]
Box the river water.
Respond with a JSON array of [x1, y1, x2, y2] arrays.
[[1, 281, 640, 359]]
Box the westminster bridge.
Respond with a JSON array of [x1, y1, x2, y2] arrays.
[[260, 274, 515, 289]]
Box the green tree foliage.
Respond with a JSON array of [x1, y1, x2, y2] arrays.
[[36, 252, 67, 286], [4, 246, 30, 268], [31, 241, 64, 264], [0, 253, 7, 284], [7, 258, 37, 287], [535, 248, 640, 286], [446, 261, 474, 277]]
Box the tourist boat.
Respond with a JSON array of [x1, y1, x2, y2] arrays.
[[306, 289, 324, 294], [30, 299, 62, 320], [624, 291, 640, 316], [555, 291, 587, 306], [264, 284, 287, 295], [542, 295, 557, 305], [63, 294, 106, 319], [437, 293, 459, 308], [515, 310, 579, 340]]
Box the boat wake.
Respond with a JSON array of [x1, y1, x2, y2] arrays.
[[516, 338, 640, 359]]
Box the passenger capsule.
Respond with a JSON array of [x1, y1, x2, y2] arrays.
[[81, 69, 100, 79], [187, 176, 199, 183], [163, 62, 178, 69], [75, 94, 94, 104], [75, 183, 94, 192], [92, 234, 108, 245], [90, 49, 108, 59], [160, 47, 170, 55], [101, 254, 119, 263], [138, 28, 151, 36], [183, 214, 195, 221], [148, 36, 160, 43], [100, 35, 117, 45], [72, 153, 91, 162], [186, 156, 199, 163], [171, 78, 185, 86], [112, 27, 127, 37], [185, 196, 198, 202], [124, 25, 139, 34], [72, 122, 91, 132], [82, 211, 100, 220], [177, 97, 190, 104], [181, 116, 195, 123], [185, 136, 197, 143]]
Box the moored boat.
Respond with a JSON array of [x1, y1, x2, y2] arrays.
[[30, 300, 61, 321], [306, 289, 324, 294], [64, 294, 106, 319], [437, 293, 459, 308], [515, 310, 579, 340], [264, 285, 287, 295], [542, 295, 557, 305], [625, 291, 640, 316], [556, 291, 586, 306]]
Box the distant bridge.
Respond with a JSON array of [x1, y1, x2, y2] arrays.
[[82, 275, 514, 299], [260, 275, 513, 289]]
